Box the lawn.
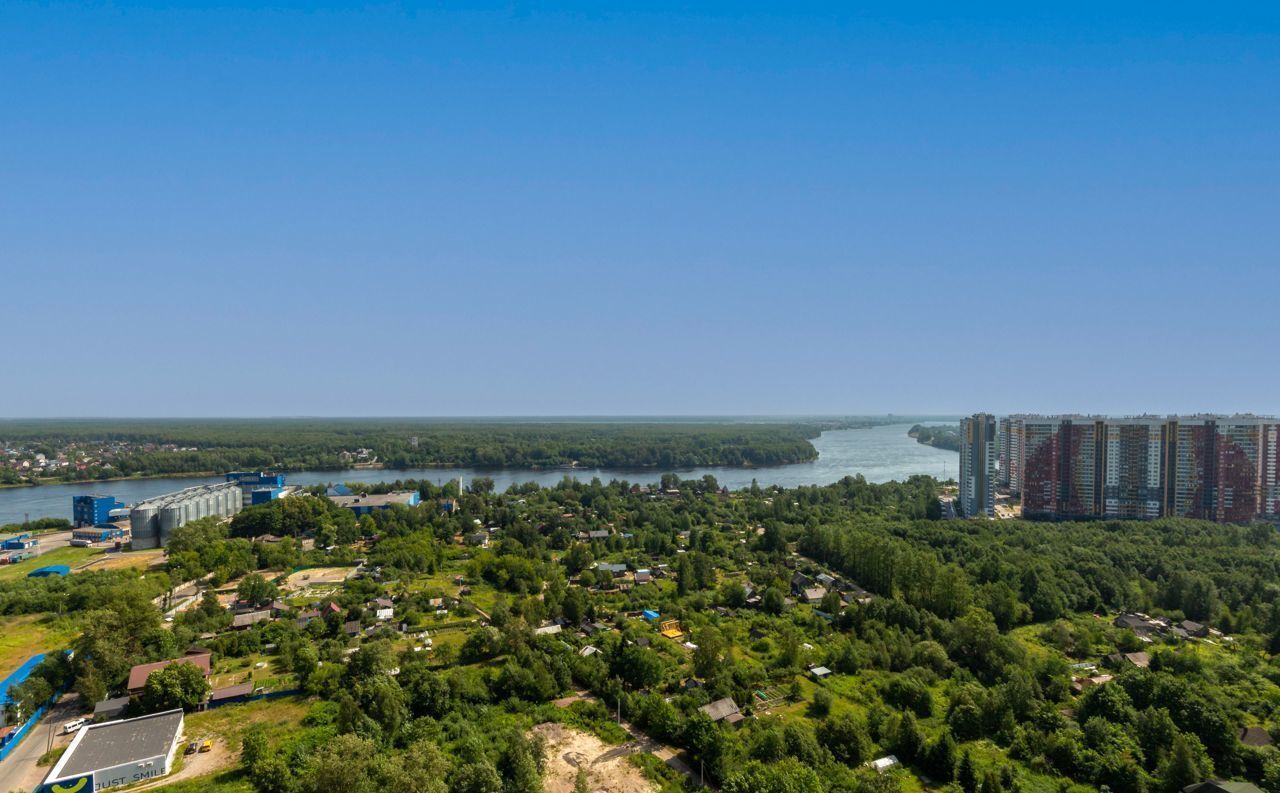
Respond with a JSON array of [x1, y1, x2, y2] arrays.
[[183, 695, 310, 745], [0, 613, 81, 673], [0, 545, 102, 581], [209, 655, 297, 692]]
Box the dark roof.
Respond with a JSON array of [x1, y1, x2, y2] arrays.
[[210, 682, 254, 701], [232, 610, 273, 628], [1240, 726, 1273, 747], [92, 696, 130, 717], [53, 709, 184, 777], [699, 697, 741, 723], [127, 654, 211, 691], [1182, 782, 1265, 793]]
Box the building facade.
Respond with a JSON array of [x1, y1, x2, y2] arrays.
[[959, 413, 997, 517], [1005, 414, 1278, 523], [72, 495, 123, 527]]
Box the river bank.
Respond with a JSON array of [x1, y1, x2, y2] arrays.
[[0, 424, 957, 525]]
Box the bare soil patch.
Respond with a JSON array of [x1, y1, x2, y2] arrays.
[[531, 723, 657, 793]]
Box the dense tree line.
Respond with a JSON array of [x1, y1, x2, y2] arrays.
[[0, 419, 834, 481]]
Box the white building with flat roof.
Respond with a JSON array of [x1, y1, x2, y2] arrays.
[[43, 708, 185, 792]]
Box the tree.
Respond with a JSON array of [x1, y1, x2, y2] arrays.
[[811, 688, 833, 717], [1160, 733, 1213, 793], [693, 627, 726, 679], [957, 751, 978, 793], [237, 573, 278, 606], [927, 729, 957, 782], [817, 712, 871, 765], [451, 762, 503, 793], [894, 711, 925, 761], [139, 661, 210, 713]]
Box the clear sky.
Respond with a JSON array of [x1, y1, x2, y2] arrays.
[[2, 2, 1277, 417]]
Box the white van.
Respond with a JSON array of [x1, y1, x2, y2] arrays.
[[62, 718, 87, 735]]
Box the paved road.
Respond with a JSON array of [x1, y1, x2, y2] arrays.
[[0, 694, 82, 793]]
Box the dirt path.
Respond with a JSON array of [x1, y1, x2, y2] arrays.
[[129, 738, 234, 791]]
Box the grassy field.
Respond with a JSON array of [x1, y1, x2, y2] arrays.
[[0, 614, 80, 673], [0, 546, 102, 581], [184, 695, 311, 745], [148, 769, 254, 793]]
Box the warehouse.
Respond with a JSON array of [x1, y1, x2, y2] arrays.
[[41, 709, 185, 792], [130, 482, 242, 549], [328, 490, 420, 515]]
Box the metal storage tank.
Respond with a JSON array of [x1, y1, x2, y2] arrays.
[[130, 506, 159, 549], [159, 505, 183, 546]]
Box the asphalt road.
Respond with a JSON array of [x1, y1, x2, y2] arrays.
[[0, 694, 82, 793]]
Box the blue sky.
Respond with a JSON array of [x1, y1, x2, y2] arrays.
[[2, 2, 1277, 417]]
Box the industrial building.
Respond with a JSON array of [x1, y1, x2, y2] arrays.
[[42, 708, 185, 792], [1, 533, 37, 550], [328, 490, 421, 515], [73, 494, 124, 527], [225, 471, 286, 508], [997, 414, 1279, 523], [959, 414, 997, 518], [72, 526, 128, 545], [130, 482, 242, 549]]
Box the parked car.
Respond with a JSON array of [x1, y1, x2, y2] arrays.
[[199, 739, 213, 753], [184, 742, 200, 756], [61, 719, 86, 735]]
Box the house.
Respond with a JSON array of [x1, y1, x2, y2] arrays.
[[1070, 674, 1114, 693], [578, 530, 611, 541], [596, 563, 628, 577], [634, 570, 653, 584], [809, 666, 832, 680], [803, 587, 826, 605], [1107, 651, 1151, 669], [1240, 726, 1273, 747], [208, 682, 255, 707], [579, 646, 599, 657], [92, 696, 131, 721], [375, 607, 394, 621], [869, 755, 899, 773], [1181, 782, 1265, 793], [534, 624, 562, 636], [464, 532, 489, 548], [231, 610, 274, 629], [127, 654, 212, 693], [343, 620, 362, 637], [699, 698, 743, 725], [790, 572, 812, 595], [816, 573, 837, 588], [1114, 613, 1157, 634], [1180, 620, 1210, 638]]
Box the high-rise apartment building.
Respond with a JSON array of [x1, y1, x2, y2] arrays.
[[960, 413, 997, 517], [1004, 414, 1277, 523]]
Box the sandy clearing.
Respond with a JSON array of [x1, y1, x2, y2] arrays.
[[282, 566, 353, 591], [532, 722, 657, 793]]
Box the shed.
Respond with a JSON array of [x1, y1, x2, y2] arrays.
[[699, 698, 743, 725]]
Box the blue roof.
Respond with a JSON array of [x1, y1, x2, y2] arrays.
[[0, 654, 46, 706], [642, 610, 660, 620], [28, 565, 70, 578]]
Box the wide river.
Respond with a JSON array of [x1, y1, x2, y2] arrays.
[[0, 423, 956, 525]]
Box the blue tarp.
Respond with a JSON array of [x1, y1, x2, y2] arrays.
[[28, 565, 70, 578], [0, 653, 46, 707], [642, 610, 660, 621]]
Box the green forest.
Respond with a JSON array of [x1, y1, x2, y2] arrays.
[[5, 474, 1280, 793], [909, 424, 962, 452], [0, 419, 864, 483]]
